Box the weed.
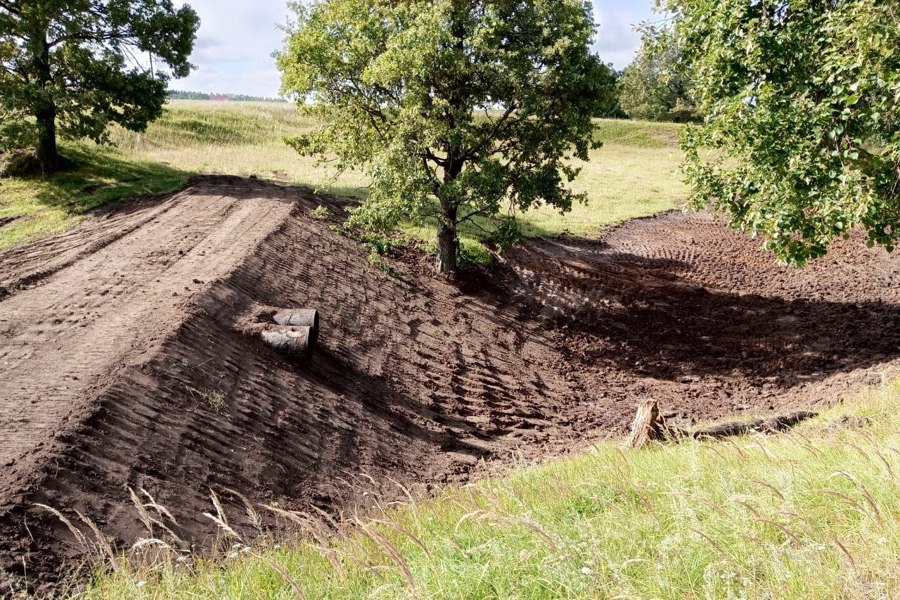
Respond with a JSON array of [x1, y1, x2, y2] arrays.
[[489, 217, 523, 252], [366, 250, 391, 273], [359, 231, 395, 256], [311, 205, 330, 220], [457, 239, 493, 269], [187, 387, 227, 414]]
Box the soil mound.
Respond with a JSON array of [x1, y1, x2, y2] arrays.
[[2, 177, 900, 591]]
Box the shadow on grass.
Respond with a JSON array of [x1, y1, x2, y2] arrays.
[[30, 144, 190, 215], [0, 144, 191, 251]]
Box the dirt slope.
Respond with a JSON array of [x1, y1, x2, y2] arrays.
[[0, 178, 294, 490], [2, 177, 900, 591]]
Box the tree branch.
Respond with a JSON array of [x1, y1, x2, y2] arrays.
[[462, 103, 517, 162], [0, 1, 20, 15], [420, 148, 447, 168], [49, 29, 138, 49], [457, 207, 496, 227]]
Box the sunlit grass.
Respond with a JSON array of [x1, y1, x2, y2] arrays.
[[0, 145, 187, 251], [108, 101, 369, 197], [81, 381, 900, 599], [1, 101, 687, 253]]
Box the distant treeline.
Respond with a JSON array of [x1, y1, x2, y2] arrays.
[[167, 90, 288, 103]]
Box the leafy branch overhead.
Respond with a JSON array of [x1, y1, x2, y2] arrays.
[[278, 0, 611, 273], [664, 0, 900, 264]]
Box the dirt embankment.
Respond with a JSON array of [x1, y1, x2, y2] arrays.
[[2, 176, 900, 591]]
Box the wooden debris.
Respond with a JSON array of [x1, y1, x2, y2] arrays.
[[246, 306, 321, 360], [626, 400, 674, 448], [273, 309, 319, 344], [692, 411, 818, 440], [626, 401, 817, 449]]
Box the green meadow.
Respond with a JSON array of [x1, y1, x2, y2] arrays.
[[1, 101, 686, 253]]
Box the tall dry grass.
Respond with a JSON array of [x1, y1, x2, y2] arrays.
[[64, 381, 900, 600]]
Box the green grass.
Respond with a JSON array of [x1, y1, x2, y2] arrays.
[[0, 145, 188, 251], [1, 101, 686, 253], [80, 382, 900, 599], [108, 100, 370, 197]]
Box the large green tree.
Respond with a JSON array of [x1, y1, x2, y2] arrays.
[[665, 0, 900, 263], [618, 24, 696, 122], [0, 0, 199, 174], [593, 61, 626, 119], [278, 0, 608, 273]]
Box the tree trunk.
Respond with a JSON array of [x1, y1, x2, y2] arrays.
[[436, 203, 458, 274], [625, 399, 671, 448], [34, 31, 59, 175], [36, 104, 59, 175], [436, 155, 463, 275]]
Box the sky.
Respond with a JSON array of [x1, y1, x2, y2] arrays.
[[172, 1, 657, 98]]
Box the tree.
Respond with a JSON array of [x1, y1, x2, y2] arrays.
[[618, 24, 696, 122], [664, 0, 900, 264], [278, 0, 609, 273], [0, 1, 199, 174], [593, 62, 626, 119]]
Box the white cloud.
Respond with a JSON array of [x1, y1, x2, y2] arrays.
[[592, 2, 655, 68], [173, 0, 288, 97], [172, 0, 654, 97]]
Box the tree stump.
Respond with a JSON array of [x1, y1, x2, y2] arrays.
[[624, 402, 818, 449], [261, 326, 314, 359], [625, 400, 670, 449], [273, 309, 319, 344]]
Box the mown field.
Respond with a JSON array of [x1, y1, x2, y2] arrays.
[[80, 385, 899, 600], [0, 101, 686, 253]]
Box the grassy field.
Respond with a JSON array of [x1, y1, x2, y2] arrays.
[[0, 101, 686, 253], [79, 383, 899, 600], [0, 147, 188, 251]]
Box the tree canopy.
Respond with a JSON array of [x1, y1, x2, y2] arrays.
[[0, 0, 199, 173], [664, 0, 900, 263], [618, 24, 696, 123], [278, 0, 610, 273], [593, 61, 626, 119]]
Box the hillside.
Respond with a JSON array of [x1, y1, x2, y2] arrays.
[[1, 175, 899, 595], [1, 102, 687, 253]]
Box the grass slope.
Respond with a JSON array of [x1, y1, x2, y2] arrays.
[[81, 384, 899, 599], [1, 101, 686, 253], [0, 146, 187, 251]]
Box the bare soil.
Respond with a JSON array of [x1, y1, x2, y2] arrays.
[[2, 176, 900, 592]]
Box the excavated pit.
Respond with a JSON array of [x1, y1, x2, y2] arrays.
[[2, 175, 900, 590]]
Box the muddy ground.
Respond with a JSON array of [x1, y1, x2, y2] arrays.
[[2, 176, 900, 592]]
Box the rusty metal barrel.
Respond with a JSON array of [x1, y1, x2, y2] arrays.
[[273, 309, 319, 344], [261, 326, 314, 359]]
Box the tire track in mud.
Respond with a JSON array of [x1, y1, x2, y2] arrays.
[[3, 179, 900, 590], [504, 212, 900, 434], [0, 178, 294, 511]]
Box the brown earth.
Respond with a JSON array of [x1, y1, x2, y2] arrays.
[[2, 176, 900, 592]]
